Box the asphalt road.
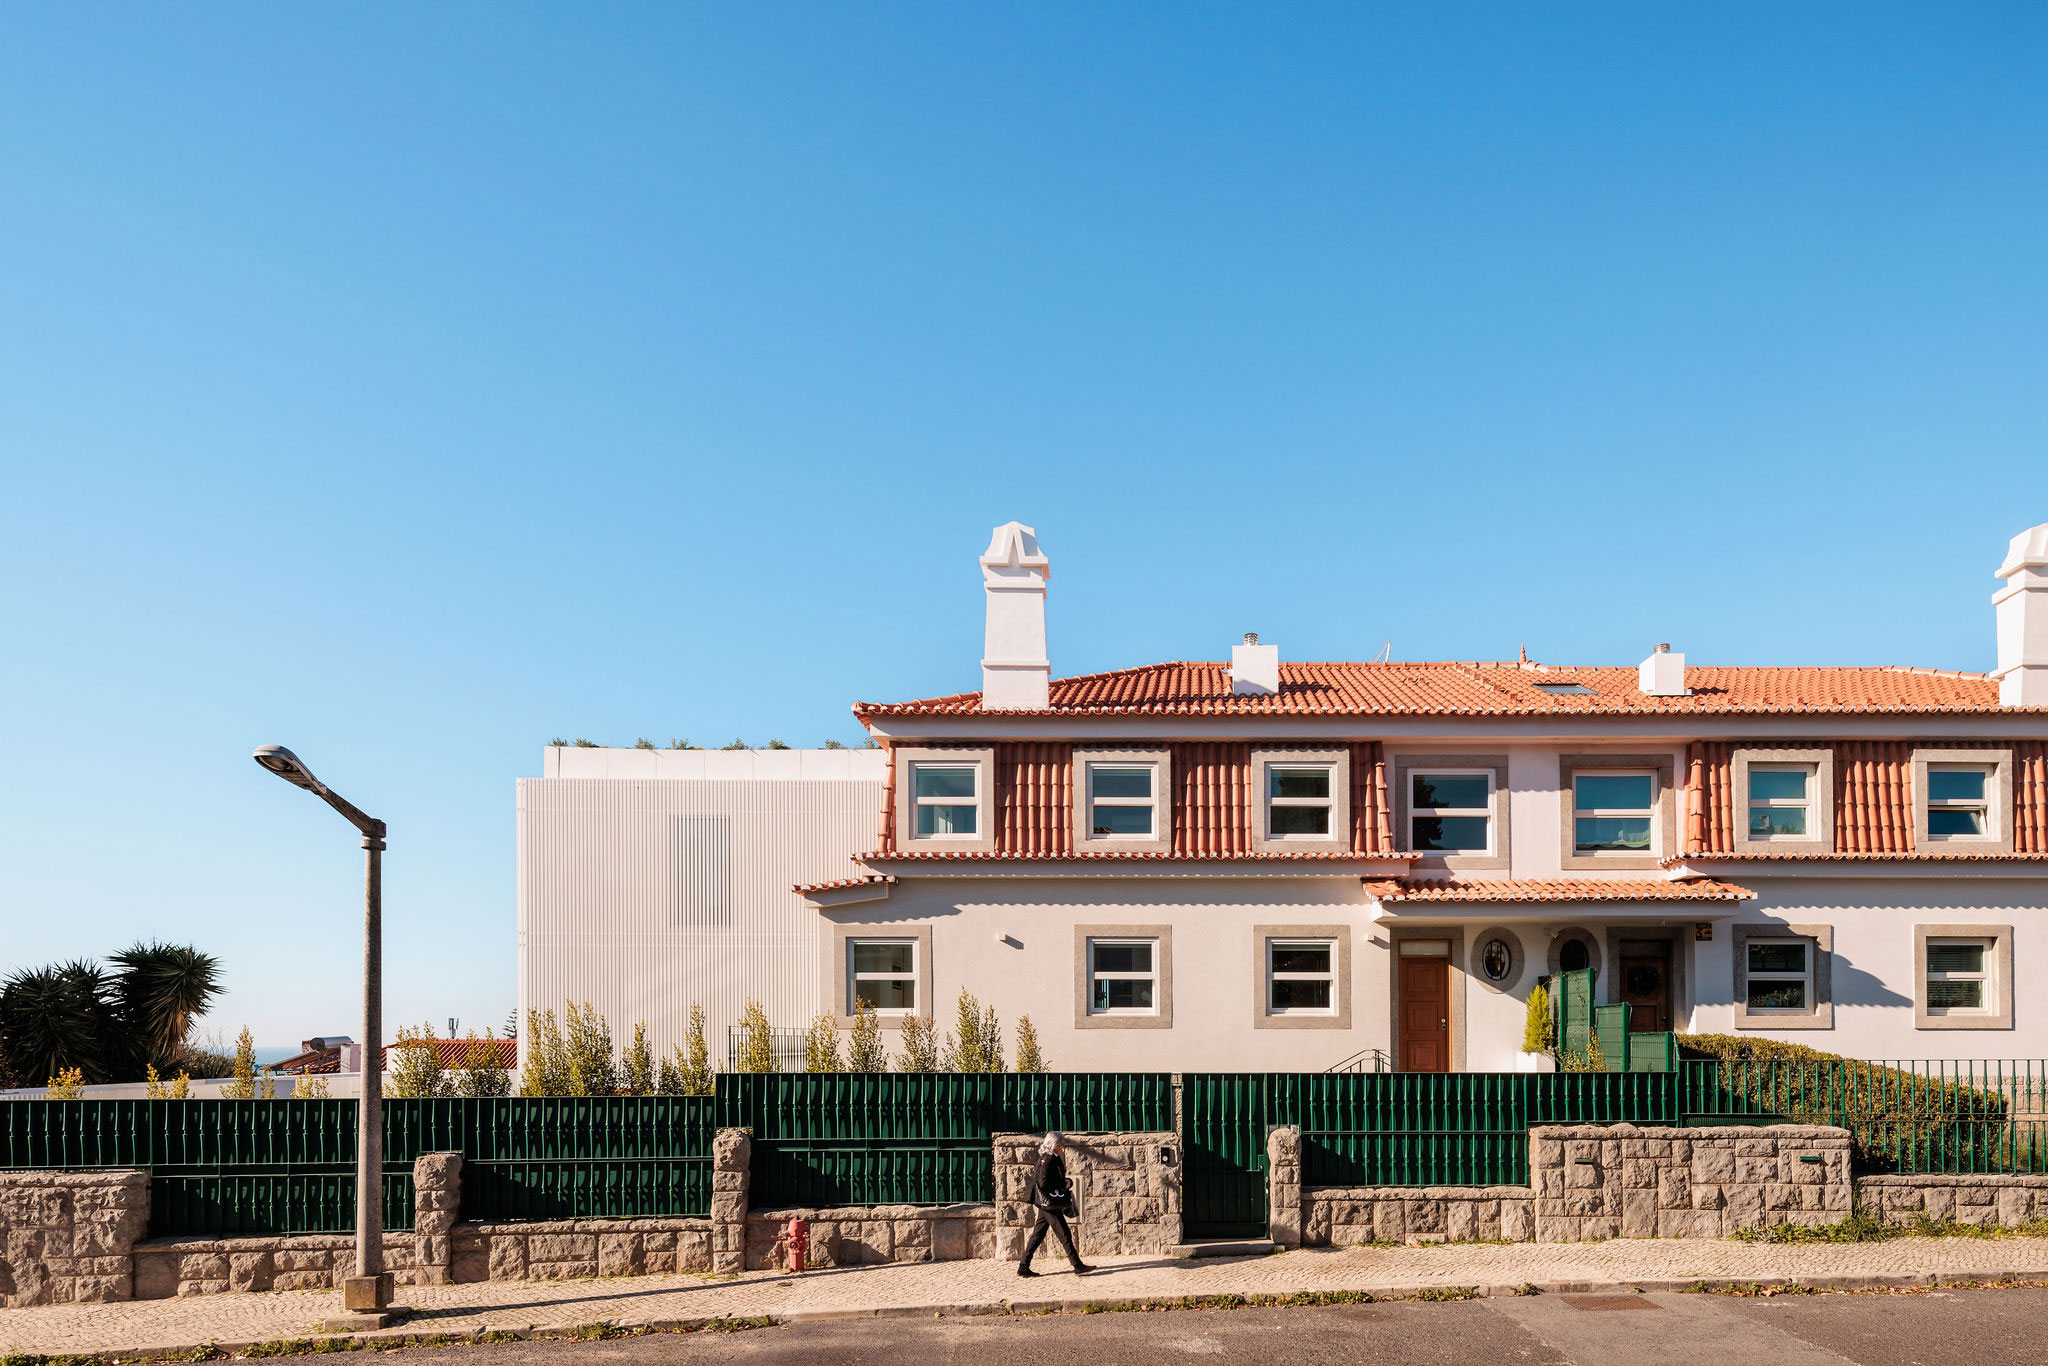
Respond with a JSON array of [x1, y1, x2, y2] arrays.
[[388, 1286, 2048, 1364]]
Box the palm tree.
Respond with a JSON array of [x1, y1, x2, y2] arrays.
[[0, 960, 119, 1084], [109, 942, 223, 1077]]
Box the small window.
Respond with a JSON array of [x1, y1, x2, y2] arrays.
[[1926, 767, 1991, 840], [1536, 682, 1597, 696], [1573, 771, 1655, 855], [911, 763, 978, 838], [1747, 766, 1813, 841], [1088, 764, 1155, 837], [1477, 936, 1514, 983], [1087, 938, 1158, 1014], [1410, 771, 1492, 853], [1268, 765, 1334, 838], [1558, 937, 1590, 973], [1267, 939, 1336, 1014], [1745, 938, 1811, 1012], [1926, 938, 1990, 1013], [849, 939, 917, 1013]]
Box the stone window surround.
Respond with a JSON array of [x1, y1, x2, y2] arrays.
[[1545, 925, 1605, 981], [1252, 924, 1352, 1029], [1910, 748, 2016, 854], [1602, 926, 1688, 1029], [1386, 926, 1466, 1072], [826, 922, 933, 1030], [1731, 921, 1834, 1030], [1249, 748, 1353, 854], [1558, 752, 1678, 872], [1389, 752, 1510, 872], [1071, 747, 1174, 854], [1073, 924, 1174, 1029], [894, 747, 997, 853], [1471, 925, 1527, 994], [1914, 923, 2014, 1031], [1730, 748, 1836, 856]]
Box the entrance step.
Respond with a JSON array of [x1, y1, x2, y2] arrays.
[[1167, 1239, 1280, 1259]]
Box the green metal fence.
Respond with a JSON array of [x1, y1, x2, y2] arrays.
[[724, 1072, 1175, 1207], [1558, 971, 1675, 1073], [1680, 1058, 2048, 1174], [1180, 1070, 1680, 1240]]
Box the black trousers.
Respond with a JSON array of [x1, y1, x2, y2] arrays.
[[1020, 1205, 1082, 1268]]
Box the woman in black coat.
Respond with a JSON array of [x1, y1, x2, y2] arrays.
[[1018, 1131, 1094, 1276]]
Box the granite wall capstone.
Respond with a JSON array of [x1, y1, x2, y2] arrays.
[[0, 1170, 149, 1307], [992, 1131, 1180, 1258]]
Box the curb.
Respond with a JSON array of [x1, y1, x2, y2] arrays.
[[20, 1264, 2048, 1362]]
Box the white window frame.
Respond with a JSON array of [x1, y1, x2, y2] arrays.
[[1266, 763, 1337, 840], [1571, 768, 1658, 858], [1266, 938, 1338, 1016], [1924, 936, 1993, 1016], [909, 761, 979, 840], [1743, 937, 1812, 1015], [1407, 769, 1495, 856], [1925, 765, 1994, 844], [1086, 762, 1157, 839], [1086, 937, 1160, 1017], [1745, 765, 1816, 843], [847, 937, 918, 1016]]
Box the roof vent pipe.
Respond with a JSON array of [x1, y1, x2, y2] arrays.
[[1638, 643, 1687, 697], [1231, 633, 1279, 696]]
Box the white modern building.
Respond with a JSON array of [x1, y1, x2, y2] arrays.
[[517, 521, 2048, 1072]]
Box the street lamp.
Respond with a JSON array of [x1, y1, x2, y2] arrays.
[[252, 745, 394, 1322]]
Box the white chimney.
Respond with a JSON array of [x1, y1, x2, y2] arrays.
[[1994, 521, 2048, 707], [980, 522, 1051, 709], [1230, 632, 1280, 696], [1638, 642, 1687, 697]]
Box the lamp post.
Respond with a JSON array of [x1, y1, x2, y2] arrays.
[[252, 745, 392, 1319]]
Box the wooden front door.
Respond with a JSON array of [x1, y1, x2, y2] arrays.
[[1618, 939, 1673, 1032], [1398, 947, 1451, 1072]]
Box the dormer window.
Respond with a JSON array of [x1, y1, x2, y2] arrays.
[[1268, 765, 1334, 837], [1073, 748, 1173, 852], [1730, 749, 1832, 856], [1747, 766, 1813, 840], [912, 764, 978, 836], [1926, 767, 1990, 839], [1088, 765, 1155, 836]]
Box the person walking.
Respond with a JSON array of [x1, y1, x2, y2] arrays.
[[1018, 1130, 1093, 1277]]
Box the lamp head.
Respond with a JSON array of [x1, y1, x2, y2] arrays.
[[252, 745, 330, 796]]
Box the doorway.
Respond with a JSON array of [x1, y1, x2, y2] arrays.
[[1617, 938, 1673, 1032], [1398, 940, 1451, 1072]]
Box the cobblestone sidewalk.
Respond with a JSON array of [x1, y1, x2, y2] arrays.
[[6, 1237, 2048, 1358]]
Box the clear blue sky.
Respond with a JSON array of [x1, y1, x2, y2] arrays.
[[4, 4, 2045, 1046]]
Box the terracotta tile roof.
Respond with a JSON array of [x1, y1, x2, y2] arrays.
[[269, 1048, 341, 1076], [872, 740, 1398, 857], [1363, 877, 1755, 902], [790, 873, 897, 895], [1665, 852, 2048, 863], [380, 1038, 517, 1071], [1684, 740, 2048, 856], [859, 662, 2017, 718], [861, 849, 1415, 863]]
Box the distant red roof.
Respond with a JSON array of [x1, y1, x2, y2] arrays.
[[857, 662, 2015, 719], [382, 1038, 517, 1070]]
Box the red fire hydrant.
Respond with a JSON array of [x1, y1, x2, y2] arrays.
[[785, 1216, 809, 1274]]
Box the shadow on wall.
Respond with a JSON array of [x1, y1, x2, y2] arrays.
[[1829, 947, 1913, 1010]]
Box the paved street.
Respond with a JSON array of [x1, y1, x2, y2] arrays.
[[385, 1288, 2048, 1365]]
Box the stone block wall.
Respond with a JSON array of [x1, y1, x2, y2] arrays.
[[0, 1170, 149, 1307], [412, 1152, 462, 1284], [1531, 1124, 1852, 1242], [1268, 1127, 1302, 1247], [450, 1219, 714, 1282], [1302, 1185, 1533, 1247], [711, 1128, 750, 1273], [132, 1234, 417, 1299], [1857, 1174, 2048, 1228], [993, 1131, 1180, 1259], [1280, 1123, 1855, 1246], [743, 1204, 995, 1270]]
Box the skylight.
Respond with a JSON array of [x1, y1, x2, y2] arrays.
[[1536, 682, 1597, 696]]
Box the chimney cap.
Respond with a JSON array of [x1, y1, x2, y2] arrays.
[[1655, 643, 1671, 653], [1243, 632, 1258, 645]]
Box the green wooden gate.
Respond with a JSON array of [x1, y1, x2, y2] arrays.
[[1181, 1073, 1293, 1239]]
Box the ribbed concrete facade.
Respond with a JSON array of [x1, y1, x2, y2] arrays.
[[516, 748, 884, 1064]]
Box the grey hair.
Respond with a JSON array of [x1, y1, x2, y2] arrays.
[[1039, 1130, 1063, 1154]]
